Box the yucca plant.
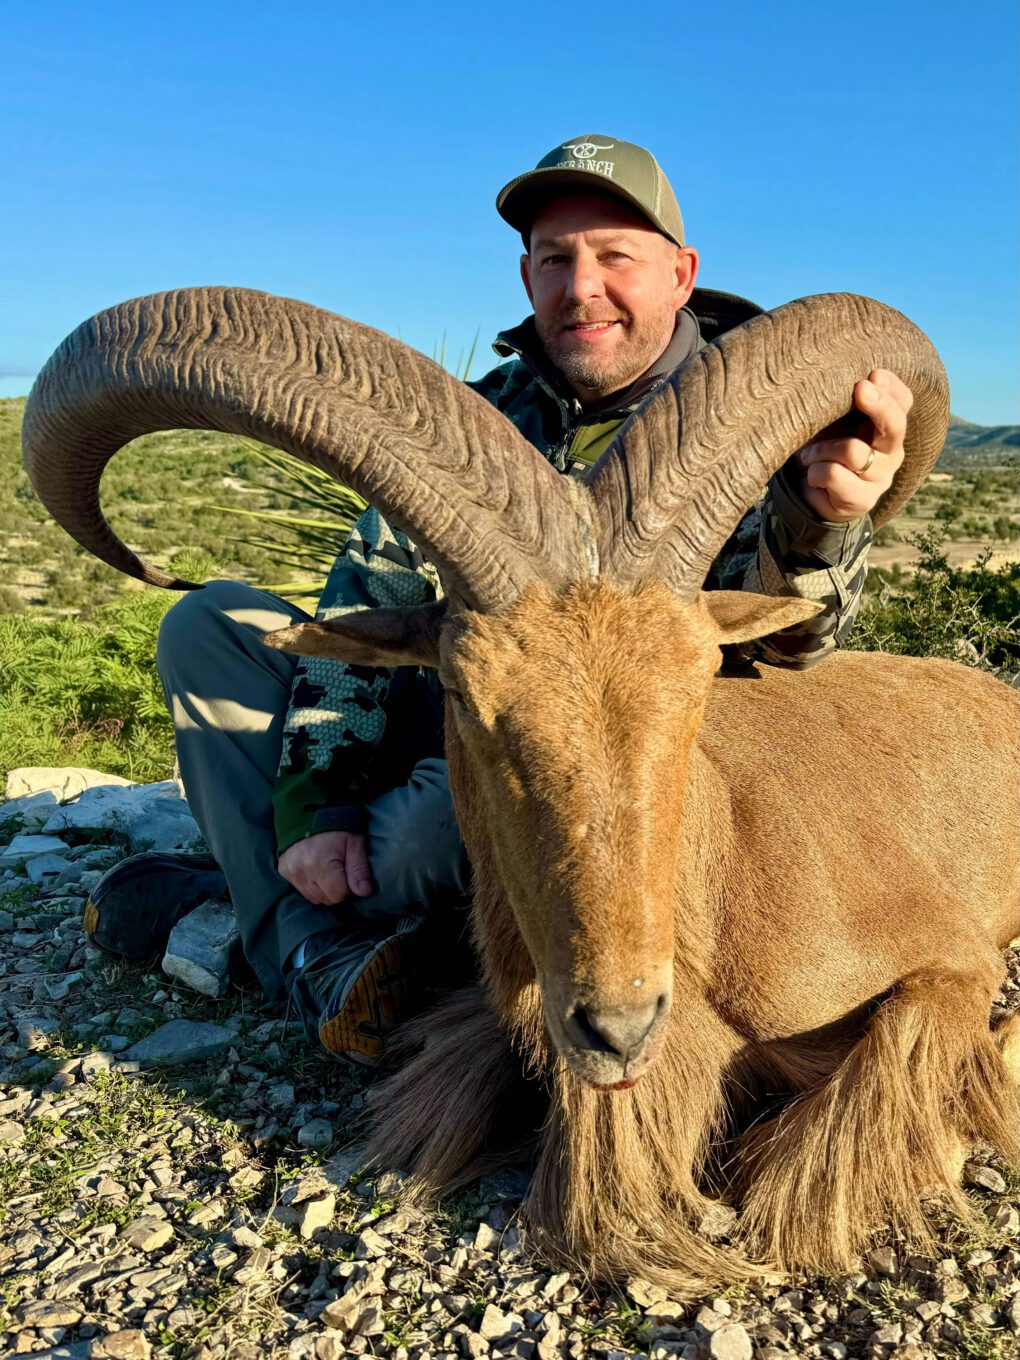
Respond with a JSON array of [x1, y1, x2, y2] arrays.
[[212, 335, 480, 603]]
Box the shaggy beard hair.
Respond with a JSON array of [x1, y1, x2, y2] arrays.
[[536, 300, 677, 398]]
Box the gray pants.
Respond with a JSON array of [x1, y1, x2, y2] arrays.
[[156, 580, 469, 1000]]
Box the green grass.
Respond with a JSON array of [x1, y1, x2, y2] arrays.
[[0, 571, 190, 781]]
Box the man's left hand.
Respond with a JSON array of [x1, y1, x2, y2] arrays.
[[795, 369, 914, 523]]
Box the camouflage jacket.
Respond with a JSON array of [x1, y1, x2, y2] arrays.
[[273, 289, 873, 853]]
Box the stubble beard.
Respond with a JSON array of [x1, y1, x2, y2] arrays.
[[537, 301, 677, 399]]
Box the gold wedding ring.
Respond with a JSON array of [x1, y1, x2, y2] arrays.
[[861, 447, 877, 473]]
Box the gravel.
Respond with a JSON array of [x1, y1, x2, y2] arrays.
[[3, 772, 1020, 1358]]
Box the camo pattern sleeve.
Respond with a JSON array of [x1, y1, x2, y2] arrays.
[[272, 507, 441, 854], [705, 460, 873, 671]]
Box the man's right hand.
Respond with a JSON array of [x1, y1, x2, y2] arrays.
[[278, 831, 373, 905]]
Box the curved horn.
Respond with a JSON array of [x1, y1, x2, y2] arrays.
[[587, 294, 948, 598], [22, 288, 597, 612]]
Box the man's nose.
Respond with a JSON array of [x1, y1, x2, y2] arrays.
[[563, 257, 605, 303]]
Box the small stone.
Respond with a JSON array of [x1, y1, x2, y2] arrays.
[[94, 1176, 126, 1200], [120, 1216, 174, 1251], [28, 854, 81, 885], [964, 1162, 1007, 1193], [969, 1303, 999, 1327], [97, 1035, 131, 1054], [98, 1329, 151, 1359], [228, 1166, 263, 1191], [296, 1193, 336, 1239], [994, 1203, 1020, 1234], [479, 1304, 516, 1341], [16, 1014, 60, 1046], [267, 1082, 296, 1111], [459, 1334, 490, 1358], [870, 1322, 903, 1346], [233, 1247, 273, 1284], [0, 1119, 25, 1143], [543, 1272, 573, 1302], [706, 1324, 753, 1360], [474, 1221, 500, 1253], [161, 898, 238, 998], [355, 1305, 385, 1337], [868, 1246, 899, 1276], [186, 1201, 225, 1226], [324, 1143, 369, 1186], [321, 1289, 371, 1333], [125, 1018, 233, 1066], [316, 1338, 347, 1360], [80, 1051, 115, 1079], [297, 1118, 334, 1151], [354, 1226, 388, 1259], [20, 1300, 84, 1328]]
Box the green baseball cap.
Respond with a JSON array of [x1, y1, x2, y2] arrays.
[[496, 134, 685, 246]]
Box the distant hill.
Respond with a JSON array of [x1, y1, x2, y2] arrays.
[[938, 415, 1020, 469]]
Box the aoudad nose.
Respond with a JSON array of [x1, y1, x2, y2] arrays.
[[570, 996, 666, 1058]]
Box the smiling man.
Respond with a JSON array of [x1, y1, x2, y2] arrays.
[[88, 135, 912, 1067]]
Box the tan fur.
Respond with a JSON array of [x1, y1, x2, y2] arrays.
[[358, 578, 1020, 1294]]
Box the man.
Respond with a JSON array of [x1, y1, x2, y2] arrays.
[[86, 135, 913, 1065]]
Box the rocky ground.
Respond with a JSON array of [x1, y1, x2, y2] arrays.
[[2, 770, 1020, 1360]]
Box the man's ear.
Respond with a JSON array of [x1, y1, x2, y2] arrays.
[[520, 252, 534, 304], [262, 600, 447, 668], [673, 244, 698, 309], [701, 590, 823, 645]]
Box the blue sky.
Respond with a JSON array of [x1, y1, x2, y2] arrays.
[[3, 0, 1017, 423]]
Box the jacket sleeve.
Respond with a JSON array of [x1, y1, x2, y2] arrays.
[[272, 507, 441, 854], [705, 459, 872, 670]]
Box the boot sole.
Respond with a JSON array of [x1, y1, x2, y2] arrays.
[[318, 935, 417, 1065]]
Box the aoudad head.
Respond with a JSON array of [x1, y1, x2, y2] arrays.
[[267, 583, 822, 1090]]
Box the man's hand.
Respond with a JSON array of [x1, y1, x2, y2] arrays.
[[795, 369, 914, 523], [278, 831, 373, 905]]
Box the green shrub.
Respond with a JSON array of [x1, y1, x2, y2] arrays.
[[850, 522, 1020, 675]]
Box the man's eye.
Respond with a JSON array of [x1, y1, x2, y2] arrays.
[[541, 254, 568, 266]]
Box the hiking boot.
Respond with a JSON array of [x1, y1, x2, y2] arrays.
[[84, 851, 228, 961], [285, 918, 424, 1066]]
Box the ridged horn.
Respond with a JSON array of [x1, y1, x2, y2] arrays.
[[21, 287, 597, 612], [587, 294, 949, 598]]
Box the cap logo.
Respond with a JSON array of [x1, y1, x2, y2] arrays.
[[560, 139, 616, 180], [563, 139, 615, 160]]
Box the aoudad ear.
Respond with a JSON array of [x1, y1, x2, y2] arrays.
[[700, 590, 824, 646], [262, 599, 447, 668]]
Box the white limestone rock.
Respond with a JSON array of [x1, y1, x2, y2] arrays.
[[125, 1019, 234, 1066], [42, 781, 202, 852], [5, 766, 134, 801], [0, 790, 61, 829], [0, 834, 72, 866], [161, 899, 239, 998]]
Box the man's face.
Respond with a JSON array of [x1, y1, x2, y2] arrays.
[[520, 192, 698, 401]]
